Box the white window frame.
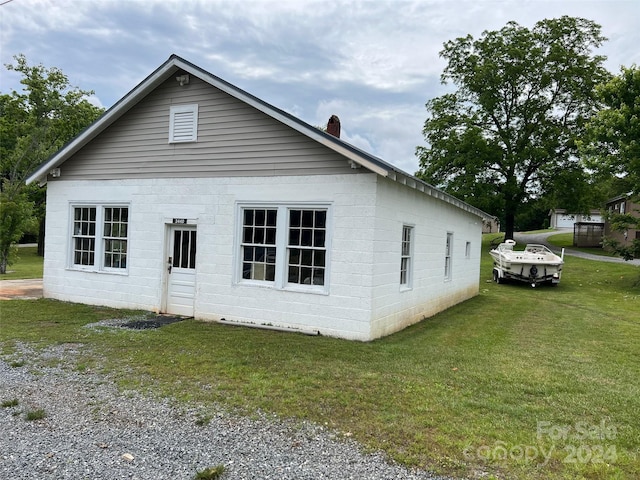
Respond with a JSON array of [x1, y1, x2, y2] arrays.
[[444, 232, 453, 281], [69, 203, 130, 274], [103, 206, 129, 269], [169, 104, 198, 143], [71, 206, 97, 269], [235, 202, 331, 294], [240, 207, 278, 283], [465, 241, 471, 259], [400, 224, 414, 290]]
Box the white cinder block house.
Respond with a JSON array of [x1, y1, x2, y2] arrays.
[[27, 55, 489, 341]]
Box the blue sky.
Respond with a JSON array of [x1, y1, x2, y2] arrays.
[[1, 0, 639, 175]]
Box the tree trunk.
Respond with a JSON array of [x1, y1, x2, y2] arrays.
[[37, 215, 45, 257], [504, 203, 516, 240]]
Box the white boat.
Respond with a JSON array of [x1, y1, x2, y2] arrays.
[[490, 239, 564, 287]]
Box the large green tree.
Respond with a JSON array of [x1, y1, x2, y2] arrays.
[[580, 65, 640, 260], [0, 54, 103, 273], [416, 16, 610, 239]]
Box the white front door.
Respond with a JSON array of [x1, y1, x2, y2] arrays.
[[165, 225, 197, 316]]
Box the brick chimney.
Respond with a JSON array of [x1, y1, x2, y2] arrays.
[[326, 115, 340, 138]]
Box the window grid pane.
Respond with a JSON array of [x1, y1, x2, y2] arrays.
[[287, 209, 326, 285], [241, 208, 277, 281], [445, 233, 453, 279], [400, 226, 412, 285], [72, 207, 96, 266], [172, 229, 197, 269], [103, 207, 128, 269]]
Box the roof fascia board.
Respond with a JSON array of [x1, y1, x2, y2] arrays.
[[172, 57, 390, 177], [26, 54, 389, 184], [171, 59, 491, 218], [606, 193, 633, 203], [26, 60, 180, 185], [389, 169, 491, 220], [26, 54, 491, 221]]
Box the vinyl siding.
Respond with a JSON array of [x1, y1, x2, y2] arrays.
[[58, 75, 357, 180]]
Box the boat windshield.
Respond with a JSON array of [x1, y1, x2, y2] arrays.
[[524, 244, 552, 254]]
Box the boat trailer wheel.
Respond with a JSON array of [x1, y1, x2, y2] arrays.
[[493, 269, 502, 284]]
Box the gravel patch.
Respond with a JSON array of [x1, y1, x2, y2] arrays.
[[85, 315, 186, 330], [1, 344, 452, 480]]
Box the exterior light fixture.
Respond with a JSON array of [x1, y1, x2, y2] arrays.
[[176, 74, 190, 86]]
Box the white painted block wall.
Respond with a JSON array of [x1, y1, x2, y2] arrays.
[[44, 174, 378, 340], [43, 173, 482, 341], [369, 177, 481, 339]]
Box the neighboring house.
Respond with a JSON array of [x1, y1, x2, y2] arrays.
[[549, 209, 603, 229], [26, 55, 490, 341], [482, 217, 500, 234], [604, 195, 640, 250]]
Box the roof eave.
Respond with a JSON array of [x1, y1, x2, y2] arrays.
[[26, 58, 181, 185], [26, 55, 387, 185], [25, 54, 491, 222], [171, 57, 390, 177], [386, 170, 492, 221]]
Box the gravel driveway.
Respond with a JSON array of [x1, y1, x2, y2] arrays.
[[1, 343, 450, 480]]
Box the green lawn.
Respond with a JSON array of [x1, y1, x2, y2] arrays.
[[1, 235, 639, 480], [0, 247, 43, 279], [547, 232, 616, 257], [516, 228, 556, 235]]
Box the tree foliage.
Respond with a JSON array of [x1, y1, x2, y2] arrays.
[[416, 16, 610, 238], [580, 66, 640, 196], [0, 54, 104, 273], [580, 66, 640, 260]]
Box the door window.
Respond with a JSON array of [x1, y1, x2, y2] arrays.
[[172, 229, 197, 269]]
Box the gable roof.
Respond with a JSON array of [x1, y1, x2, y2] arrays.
[[605, 193, 634, 205], [26, 54, 490, 220]]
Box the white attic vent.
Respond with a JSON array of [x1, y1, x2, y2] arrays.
[[169, 104, 198, 143]]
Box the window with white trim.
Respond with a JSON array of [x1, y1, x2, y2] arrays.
[[400, 225, 413, 287], [287, 209, 327, 286], [72, 207, 96, 266], [71, 205, 129, 271], [238, 204, 330, 291], [444, 232, 453, 280], [465, 241, 471, 259], [103, 207, 128, 268], [169, 104, 198, 143], [241, 208, 277, 281]]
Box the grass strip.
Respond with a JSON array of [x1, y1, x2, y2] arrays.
[[1, 235, 638, 479]]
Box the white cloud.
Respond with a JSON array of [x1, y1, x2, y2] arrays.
[[85, 94, 105, 109], [2, 0, 638, 173], [313, 97, 425, 174]]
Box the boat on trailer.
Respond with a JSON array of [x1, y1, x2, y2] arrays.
[[490, 239, 564, 287]]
